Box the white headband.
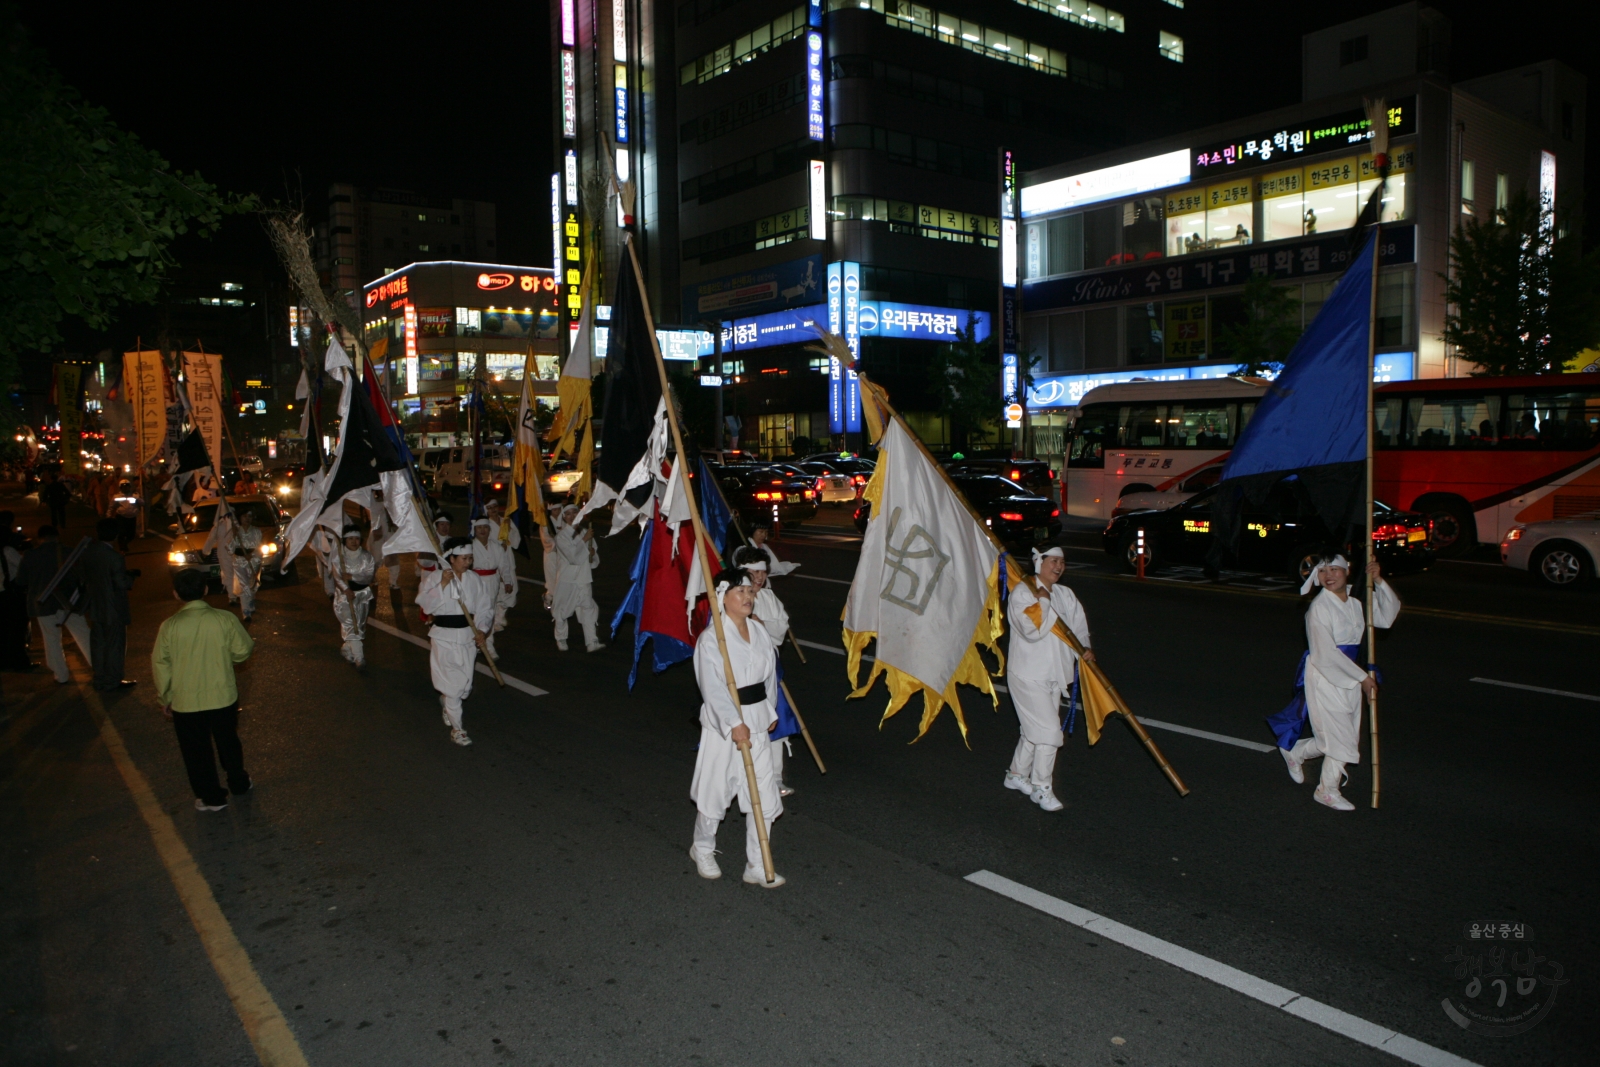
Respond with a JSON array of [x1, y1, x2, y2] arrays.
[[472, 517, 492, 528], [1031, 546, 1065, 569], [1300, 554, 1351, 595], [741, 559, 769, 572], [444, 542, 475, 559]]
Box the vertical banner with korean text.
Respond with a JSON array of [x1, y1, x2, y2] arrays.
[[123, 350, 169, 468], [181, 350, 226, 475], [827, 261, 843, 433], [55, 364, 83, 477]]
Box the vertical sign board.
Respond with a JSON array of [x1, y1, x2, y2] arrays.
[[56, 364, 83, 477], [123, 350, 168, 468], [843, 261, 861, 433], [826, 262, 843, 433], [403, 305, 420, 394], [551, 174, 564, 289], [809, 161, 826, 239], [562, 51, 577, 138], [1000, 148, 1021, 429], [806, 30, 824, 142], [561, 0, 575, 46], [181, 351, 225, 479]]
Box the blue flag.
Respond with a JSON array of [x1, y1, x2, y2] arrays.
[[697, 457, 737, 557], [610, 516, 696, 689]]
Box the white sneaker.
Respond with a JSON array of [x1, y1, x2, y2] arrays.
[[1033, 786, 1064, 812], [1281, 747, 1305, 784], [556, 640, 569, 651], [442, 708, 452, 727], [690, 846, 721, 880], [742, 865, 786, 888], [779, 784, 795, 797], [586, 641, 606, 652], [450, 727, 472, 747], [1003, 771, 1034, 797], [1314, 787, 1355, 811], [194, 798, 227, 812]]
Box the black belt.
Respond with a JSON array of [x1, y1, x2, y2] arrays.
[[349, 581, 368, 592], [431, 615, 469, 629], [736, 682, 767, 706]]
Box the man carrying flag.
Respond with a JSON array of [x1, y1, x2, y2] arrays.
[[1003, 545, 1094, 813], [417, 536, 495, 747], [550, 504, 603, 652]]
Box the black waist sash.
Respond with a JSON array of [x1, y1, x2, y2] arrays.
[[736, 682, 767, 706], [348, 581, 368, 592], [431, 615, 469, 629]]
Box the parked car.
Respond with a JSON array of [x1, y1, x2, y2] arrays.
[[700, 449, 762, 466], [795, 461, 859, 505], [166, 496, 295, 587], [853, 474, 1061, 547], [1111, 464, 1224, 518], [434, 444, 512, 497], [1501, 517, 1599, 588], [714, 466, 819, 529], [945, 458, 1057, 504], [1102, 480, 1435, 581], [545, 458, 585, 499]]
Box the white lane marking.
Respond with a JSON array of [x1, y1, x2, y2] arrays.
[[1471, 677, 1600, 702], [965, 870, 1482, 1067], [795, 640, 1271, 751], [367, 618, 548, 697], [518, 576, 546, 587], [794, 574, 852, 586]]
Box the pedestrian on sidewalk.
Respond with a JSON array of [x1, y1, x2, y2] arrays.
[[78, 518, 139, 691], [0, 511, 32, 671], [41, 472, 71, 530], [153, 568, 255, 812], [18, 525, 91, 683]]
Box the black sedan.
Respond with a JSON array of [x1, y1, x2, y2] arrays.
[[1102, 480, 1435, 581], [945, 458, 1057, 503], [714, 466, 820, 530], [854, 474, 1061, 548]]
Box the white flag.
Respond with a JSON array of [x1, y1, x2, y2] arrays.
[[842, 419, 1002, 742]]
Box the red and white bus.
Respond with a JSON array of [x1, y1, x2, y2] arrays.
[[1065, 374, 1600, 554]]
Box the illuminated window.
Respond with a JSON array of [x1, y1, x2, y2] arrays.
[[1162, 0, 1182, 6], [417, 213, 427, 221], [1460, 159, 1475, 215], [1012, 0, 1124, 33], [680, 5, 807, 85], [1158, 31, 1183, 63], [221, 282, 244, 291], [1495, 172, 1509, 213]]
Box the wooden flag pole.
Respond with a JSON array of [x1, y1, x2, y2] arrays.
[[853, 368, 1189, 796], [626, 236, 776, 884], [787, 630, 808, 664], [1365, 224, 1384, 809], [779, 679, 827, 774]]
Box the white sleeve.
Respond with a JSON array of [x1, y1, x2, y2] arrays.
[[416, 570, 452, 616], [1006, 583, 1058, 643], [695, 636, 743, 738], [1056, 587, 1091, 649], [1369, 579, 1400, 629], [756, 591, 789, 646], [1306, 596, 1367, 687]]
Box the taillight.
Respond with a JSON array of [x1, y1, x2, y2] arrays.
[[1048, 469, 1057, 480], [853, 474, 867, 485], [804, 490, 816, 499], [1010, 469, 1021, 480], [999, 511, 1024, 522], [1373, 523, 1405, 541], [815, 478, 826, 493], [1051, 508, 1060, 517]]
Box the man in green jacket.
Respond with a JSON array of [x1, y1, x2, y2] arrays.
[[152, 568, 255, 811]]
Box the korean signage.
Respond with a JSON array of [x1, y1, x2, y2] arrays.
[[1002, 352, 1020, 428], [1023, 224, 1415, 311], [807, 30, 824, 141], [1025, 352, 1416, 409], [615, 64, 629, 143], [858, 302, 989, 342], [683, 255, 822, 318], [1022, 149, 1191, 218], [722, 304, 826, 353], [564, 210, 583, 322], [1192, 97, 1415, 178], [562, 51, 577, 139], [122, 349, 168, 467], [842, 261, 861, 433], [827, 263, 843, 432]]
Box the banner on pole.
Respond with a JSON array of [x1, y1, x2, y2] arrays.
[[55, 364, 84, 477], [123, 350, 169, 468], [181, 351, 226, 475]]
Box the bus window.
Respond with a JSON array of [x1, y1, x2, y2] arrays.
[[1374, 396, 1404, 448], [1503, 390, 1600, 450], [1403, 395, 1499, 448], [1166, 404, 1232, 447], [1068, 406, 1111, 468], [1119, 405, 1167, 448]]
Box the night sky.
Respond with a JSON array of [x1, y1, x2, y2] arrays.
[[18, 0, 1598, 280]]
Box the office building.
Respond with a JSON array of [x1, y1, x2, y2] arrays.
[[553, 0, 1201, 454], [327, 183, 500, 305], [1015, 4, 1585, 467]]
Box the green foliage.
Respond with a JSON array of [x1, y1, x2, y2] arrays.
[[1442, 191, 1600, 376], [0, 14, 250, 377], [1216, 272, 1303, 376], [925, 320, 999, 449]]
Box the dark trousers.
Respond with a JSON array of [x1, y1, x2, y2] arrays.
[[48, 503, 66, 529], [171, 703, 249, 806], [90, 619, 125, 689], [0, 589, 31, 669]]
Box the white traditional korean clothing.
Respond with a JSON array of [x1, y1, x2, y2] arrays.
[[368, 516, 402, 590], [539, 525, 558, 613], [1288, 580, 1400, 791], [1005, 579, 1091, 790], [689, 620, 782, 873], [206, 517, 264, 618], [471, 532, 518, 640], [750, 541, 799, 576], [750, 584, 794, 784], [416, 568, 495, 731], [332, 544, 377, 666], [551, 524, 600, 648]]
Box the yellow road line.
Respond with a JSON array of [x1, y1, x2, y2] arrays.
[[82, 687, 311, 1067]]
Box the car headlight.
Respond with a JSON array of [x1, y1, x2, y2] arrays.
[[260, 542, 279, 556], [277, 485, 291, 495], [167, 550, 186, 565]]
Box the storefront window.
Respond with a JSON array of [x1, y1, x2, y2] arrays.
[[1121, 197, 1164, 261], [1165, 187, 1205, 256], [1163, 300, 1207, 360], [1047, 312, 1085, 371], [1258, 167, 1305, 241], [1047, 214, 1083, 275], [1204, 179, 1253, 249], [1083, 205, 1120, 268], [1125, 303, 1163, 364], [1301, 155, 1360, 235]]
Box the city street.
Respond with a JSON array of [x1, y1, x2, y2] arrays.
[[2, 496, 1594, 1067]]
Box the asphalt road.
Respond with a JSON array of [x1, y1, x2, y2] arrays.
[[2, 495, 1594, 1066]]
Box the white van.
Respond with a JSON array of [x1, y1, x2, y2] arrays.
[[434, 444, 513, 497]]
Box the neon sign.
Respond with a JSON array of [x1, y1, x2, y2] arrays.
[[366, 276, 409, 307], [477, 273, 514, 291]]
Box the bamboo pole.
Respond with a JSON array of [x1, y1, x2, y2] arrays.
[[1365, 223, 1384, 810], [626, 237, 776, 884], [787, 630, 808, 664], [779, 679, 827, 775], [854, 371, 1189, 797]]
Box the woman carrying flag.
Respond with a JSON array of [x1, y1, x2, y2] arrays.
[[417, 536, 495, 747], [688, 567, 784, 888], [1271, 554, 1399, 811], [1004, 545, 1094, 814], [735, 546, 800, 797]]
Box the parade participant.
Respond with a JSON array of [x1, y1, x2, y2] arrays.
[[416, 536, 494, 746], [416, 510, 454, 580], [734, 545, 799, 797], [234, 469, 260, 496], [471, 516, 517, 657], [332, 523, 377, 667], [483, 497, 522, 551], [1272, 554, 1399, 812], [367, 493, 402, 592], [550, 504, 602, 652], [41, 472, 71, 530], [206, 505, 264, 622], [111, 482, 141, 550], [1003, 545, 1095, 813], [78, 518, 139, 691], [746, 520, 799, 576], [539, 520, 558, 613], [688, 567, 784, 887], [18, 525, 90, 682]]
